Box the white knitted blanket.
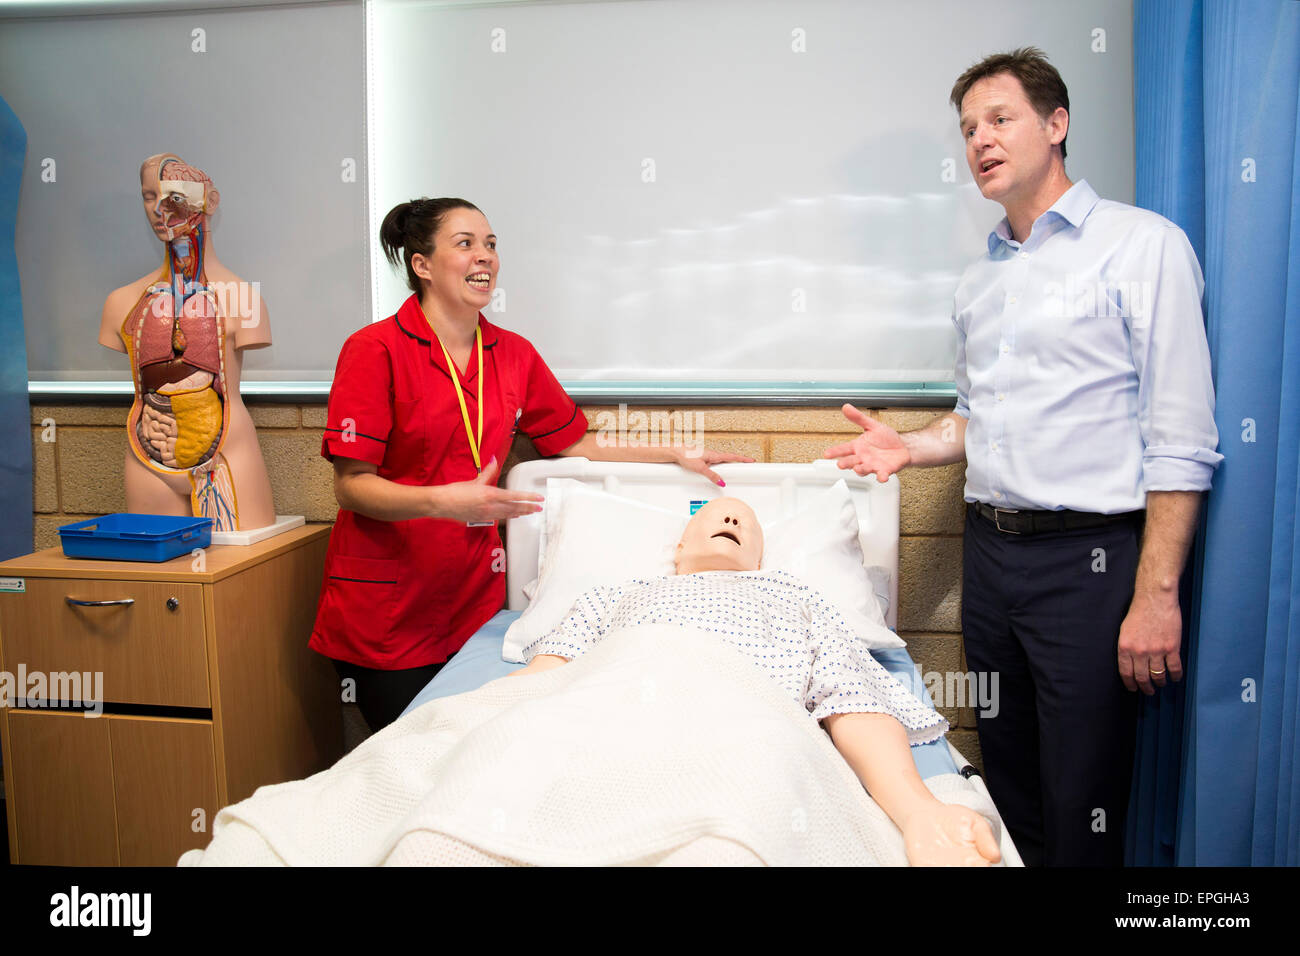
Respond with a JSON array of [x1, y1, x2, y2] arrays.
[[179, 623, 999, 866]]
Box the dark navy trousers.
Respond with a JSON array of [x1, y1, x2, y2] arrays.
[[961, 507, 1142, 866]]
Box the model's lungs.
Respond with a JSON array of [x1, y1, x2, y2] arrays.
[[128, 285, 226, 471]]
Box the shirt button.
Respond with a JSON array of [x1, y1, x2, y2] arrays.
[[1008, 296, 1018, 305], [1019, 251, 1029, 259], [991, 441, 1000, 452], [993, 491, 1003, 499], [1001, 344, 1010, 354], [997, 392, 1006, 401]]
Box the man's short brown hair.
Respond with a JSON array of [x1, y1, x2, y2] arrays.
[[950, 47, 1070, 160]]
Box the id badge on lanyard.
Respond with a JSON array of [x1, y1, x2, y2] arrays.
[[434, 326, 494, 527], [466, 406, 524, 528]]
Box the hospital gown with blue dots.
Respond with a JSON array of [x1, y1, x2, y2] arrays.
[[522, 569, 947, 745]]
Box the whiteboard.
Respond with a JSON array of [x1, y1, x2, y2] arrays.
[[371, 0, 1134, 389], [4, 0, 1134, 397]]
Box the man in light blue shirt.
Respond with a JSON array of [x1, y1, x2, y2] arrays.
[[825, 48, 1221, 866]]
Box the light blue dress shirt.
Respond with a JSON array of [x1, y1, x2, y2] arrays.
[[953, 180, 1222, 513]]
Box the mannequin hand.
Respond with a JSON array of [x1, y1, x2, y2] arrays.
[[507, 654, 569, 677], [671, 447, 755, 487], [824, 405, 911, 480], [901, 802, 1001, 867], [435, 457, 543, 523]]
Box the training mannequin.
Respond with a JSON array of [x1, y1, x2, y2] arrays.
[[518, 498, 1002, 867], [100, 154, 275, 531]]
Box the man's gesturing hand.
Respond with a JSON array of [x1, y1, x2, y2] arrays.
[[824, 404, 912, 481]]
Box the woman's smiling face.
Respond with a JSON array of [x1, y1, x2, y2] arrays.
[[412, 206, 498, 315]]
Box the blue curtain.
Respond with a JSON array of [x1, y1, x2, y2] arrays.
[[1131, 0, 1300, 866], [0, 95, 31, 562]]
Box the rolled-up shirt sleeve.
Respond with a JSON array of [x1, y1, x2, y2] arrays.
[[522, 584, 617, 662], [322, 332, 393, 467], [1123, 224, 1223, 492], [805, 595, 947, 745]]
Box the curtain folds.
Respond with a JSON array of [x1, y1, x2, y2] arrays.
[[1131, 0, 1299, 866]]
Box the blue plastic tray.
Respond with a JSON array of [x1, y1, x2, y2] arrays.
[[58, 514, 214, 562]]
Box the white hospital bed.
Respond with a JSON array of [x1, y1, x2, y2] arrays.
[[405, 456, 1023, 867]]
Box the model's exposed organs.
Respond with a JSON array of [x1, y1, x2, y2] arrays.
[[126, 282, 227, 471], [109, 153, 270, 533]]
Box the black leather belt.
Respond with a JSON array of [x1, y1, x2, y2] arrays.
[[970, 502, 1145, 536]]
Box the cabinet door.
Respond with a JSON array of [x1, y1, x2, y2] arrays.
[[109, 716, 218, 866], [7, 710, 118, 865]]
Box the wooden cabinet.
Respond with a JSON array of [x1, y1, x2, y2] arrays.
[[0, 524, 342, 865]]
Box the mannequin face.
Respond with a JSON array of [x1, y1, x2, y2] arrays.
[[674, 498, 763, 575], [411, 206, 498, 316], [140, 154, 218, 242]]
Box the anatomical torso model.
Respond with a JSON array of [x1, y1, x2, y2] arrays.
[[99, 154, 275, 531]]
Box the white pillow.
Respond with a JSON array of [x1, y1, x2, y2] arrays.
[[502, 479, 901, 663], [502, 481, 688, 662], [864, 565, 892, 620], [761, 480, 901, 648]]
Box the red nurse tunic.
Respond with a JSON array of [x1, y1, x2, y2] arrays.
[[309, 294, 588, 669]]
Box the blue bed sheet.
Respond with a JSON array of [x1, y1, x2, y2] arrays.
[[403, 609, 959, 780]]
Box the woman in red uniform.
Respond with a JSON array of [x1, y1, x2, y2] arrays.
[[312, 198, 749, 731]]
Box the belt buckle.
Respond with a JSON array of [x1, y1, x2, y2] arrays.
[[993, 507, 1022, 535]]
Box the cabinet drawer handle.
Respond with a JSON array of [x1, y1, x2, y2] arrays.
[[65, 597, 136, 607]]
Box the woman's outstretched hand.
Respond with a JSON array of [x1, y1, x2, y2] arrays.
[[671, 446, 755, 487], [434, 457, 544, 523]]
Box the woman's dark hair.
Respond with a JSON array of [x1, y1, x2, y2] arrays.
[[949, 47, 1070, 160], [379, 198, 482, 293]]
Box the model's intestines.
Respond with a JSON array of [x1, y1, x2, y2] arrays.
[[125, 254, 228, 472]]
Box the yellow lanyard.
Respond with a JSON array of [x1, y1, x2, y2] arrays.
[[434, 325, 484, 471]]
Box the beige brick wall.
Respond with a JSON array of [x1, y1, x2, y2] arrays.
[[28, 400, 982, 770]]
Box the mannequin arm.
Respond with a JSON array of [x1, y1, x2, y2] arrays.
[[823, 712, 1000, 866], [99, 289, 132, 352], [507, 654, 569, 677]]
